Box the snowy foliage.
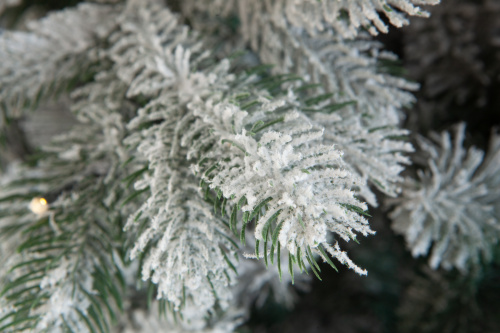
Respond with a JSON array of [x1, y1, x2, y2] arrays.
[[315, 108, 414, 205], [0, 2, 119, 117], [0, 63, 134, 332], [182, 0, 419, 123], [0, 144, 127, 332], [111, 2, 240, 315], [182, 0, 440, 38], [189, 91, 374, 276], [389, 123, 500, 271], [125, 166, 239, 315], [182, 0, 418, 121], [0, 0, 452, 331], [181, 0, 417, 205], [114, 0, 374, 314]]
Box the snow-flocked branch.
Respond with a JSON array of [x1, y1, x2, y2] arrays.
[[181, 0, 417, 205], [389, 123, 500, 272], [182, 0, 440, 39], [0, 3, 119, 117]]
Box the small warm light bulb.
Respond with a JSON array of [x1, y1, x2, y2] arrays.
[[29, 197, 49, 215]]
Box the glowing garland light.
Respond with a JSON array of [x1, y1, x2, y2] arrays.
[[29, 197, 49, 215]]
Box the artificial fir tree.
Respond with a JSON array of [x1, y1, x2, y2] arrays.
[[0, 0, 499, 332]]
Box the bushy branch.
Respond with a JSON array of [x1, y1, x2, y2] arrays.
[[189, 90, 374, 276], [0, 2, 119, 116], [182, 0, 440, 39], [389, 123, 500, 272], [115, 1, 374, 298], [0, 0, 449, 331], [181, 0, 416, 205], [0, 67, 134, 332]]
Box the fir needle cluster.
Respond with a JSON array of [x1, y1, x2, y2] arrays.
[[2, 0, 496, 332]]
